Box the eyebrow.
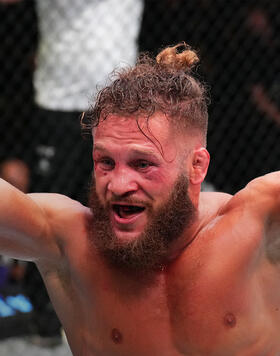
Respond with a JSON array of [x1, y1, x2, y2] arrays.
[[93, 144, 109, 153]]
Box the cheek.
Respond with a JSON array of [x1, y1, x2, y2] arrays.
[[93, 175, 108, 200], [94, 165, 111, 185], [94, 163, 108, 175], [144, 167, 175, 185], [143, 166, 168, 181], [142, 171, 173, 199]]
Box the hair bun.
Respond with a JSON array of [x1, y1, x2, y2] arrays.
[[156, 42, 199, 72]]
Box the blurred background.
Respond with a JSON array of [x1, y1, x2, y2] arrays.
[[0, 0, 279, 354]]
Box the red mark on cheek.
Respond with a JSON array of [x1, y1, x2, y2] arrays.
[[94, 165, 107, 177], [144, 170, 165, 182], [111, 328, 123, 344], [224, 313, 236, 328]]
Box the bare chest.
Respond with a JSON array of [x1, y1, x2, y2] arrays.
[[164, 247, 280, 355], [58, 261, 279, 356], [75, 270, 178, 356], [47, 215, 280, 356]]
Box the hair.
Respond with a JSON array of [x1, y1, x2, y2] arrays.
[[83, 43, 209, 144]]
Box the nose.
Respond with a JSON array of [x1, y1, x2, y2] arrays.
[[107, 167, 138, 197]]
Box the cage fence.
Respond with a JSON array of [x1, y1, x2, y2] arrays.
[[0, 0, 279, 346]]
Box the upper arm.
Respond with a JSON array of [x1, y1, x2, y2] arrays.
[[218, 171, 280, 223], [245, 172, 280, 263], [0, 178, 85, 261]]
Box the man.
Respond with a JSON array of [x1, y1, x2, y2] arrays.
[[1, 43, 280, 355]]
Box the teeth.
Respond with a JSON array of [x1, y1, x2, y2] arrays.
[[113, 205, 145, 218]]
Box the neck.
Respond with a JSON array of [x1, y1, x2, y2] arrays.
[[167, 211, 200, 264]]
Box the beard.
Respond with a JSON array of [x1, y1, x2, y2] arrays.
[[88, 174, 196, 275]]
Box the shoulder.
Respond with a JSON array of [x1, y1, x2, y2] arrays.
[[199, 171, 280, 231], [245, 171, 280, 195], [199, 191, 233, 217], [196, 180, 276, 269], [29, 192, 89, 213]]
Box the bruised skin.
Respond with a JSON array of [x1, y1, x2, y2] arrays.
[[91, 114, 198, 272], [92, 113, 204, 244]]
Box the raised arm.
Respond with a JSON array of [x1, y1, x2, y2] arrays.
[[245, 171, 280, 218], [245, 172, 280, 263], [218, 171, 280, 263], [0, 178, 65, 261], [222, 171, 280, 218]]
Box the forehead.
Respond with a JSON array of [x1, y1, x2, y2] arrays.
[[93, 114, 173, 150]]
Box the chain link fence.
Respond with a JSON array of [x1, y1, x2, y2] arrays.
[[0, 0, 279, 196], [139, 0, 280, 194], [0, 0, 279, 346]]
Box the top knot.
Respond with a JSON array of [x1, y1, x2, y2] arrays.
[[156, 42, 199, 72]]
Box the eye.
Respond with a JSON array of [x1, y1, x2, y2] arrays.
[[96, 157, 115, 171], [132, 160, 154, 171]]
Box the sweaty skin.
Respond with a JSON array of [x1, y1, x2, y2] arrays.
[[0, 114, 280, 356]]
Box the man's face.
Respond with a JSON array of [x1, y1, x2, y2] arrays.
[[89, 114, 196, 272]]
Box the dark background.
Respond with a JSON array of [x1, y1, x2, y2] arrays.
[[0, 0, 279, 344], [0, 0, 279, 195]]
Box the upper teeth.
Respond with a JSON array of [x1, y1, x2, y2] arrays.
[[114, 205, 144, 217]]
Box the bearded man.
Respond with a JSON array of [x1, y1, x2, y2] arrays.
[[1, 43, 280, 355]]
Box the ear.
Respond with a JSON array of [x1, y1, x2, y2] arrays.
[[189, 148, 210, 185]]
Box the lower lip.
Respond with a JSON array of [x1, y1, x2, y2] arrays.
[[112, 210, 145, 225]]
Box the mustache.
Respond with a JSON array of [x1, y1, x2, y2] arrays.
[[106, 196, 152, 209], [89, 179, 151, 209]]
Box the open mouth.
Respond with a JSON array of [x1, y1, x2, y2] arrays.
[[112, 204, 145, 219]]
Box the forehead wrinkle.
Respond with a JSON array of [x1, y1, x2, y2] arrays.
[[94, 116, 141, 135], [93, 143, 162, 162], [95, 113, 171, 140], [94, 114, 180, 161], [129, 147, 160, 158]]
